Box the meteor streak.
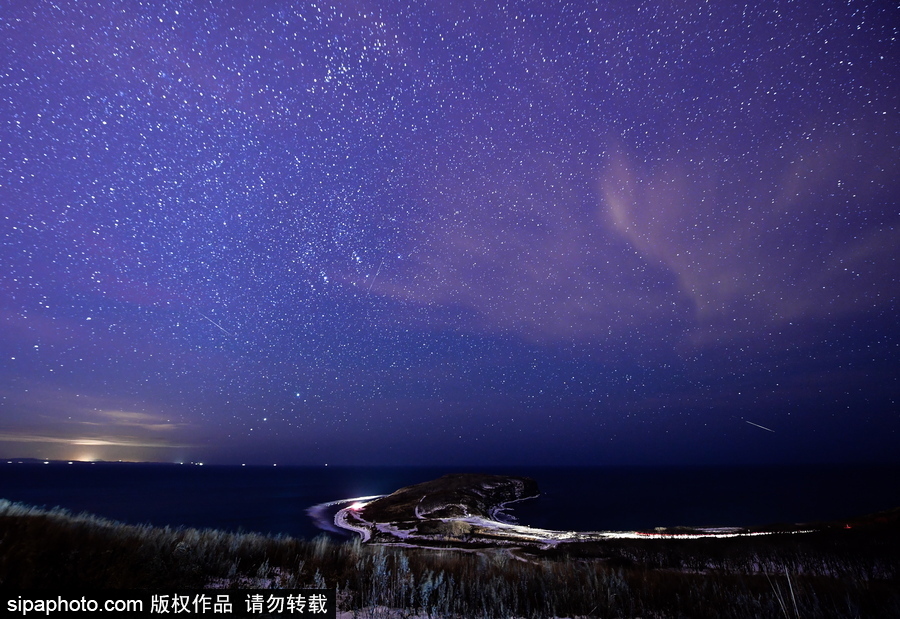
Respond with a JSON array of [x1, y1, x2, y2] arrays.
[[745, 420, 775, 433], [198, 312, 234, 337], [367, 259, 384, 294]]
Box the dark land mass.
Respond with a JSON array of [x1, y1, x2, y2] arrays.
[[360, 473, 538, 521], [342, 473, 899, 549]]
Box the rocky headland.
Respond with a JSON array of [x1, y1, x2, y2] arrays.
[[334, 473, 900, 549], [336, 473, 540, 544]]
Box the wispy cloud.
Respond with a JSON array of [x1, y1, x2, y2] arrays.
[[0, 385, 195, 458], [600, 119, 899, 342], [360, 149, 683, 343], [91, 410, 183, 432], [0, 432, 192, 449]]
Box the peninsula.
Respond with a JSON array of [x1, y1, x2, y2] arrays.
[[335, 473, 538, 544], [333, 473, 886, 548]]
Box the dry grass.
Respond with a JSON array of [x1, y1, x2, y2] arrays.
[[2, 499, 899, 618]]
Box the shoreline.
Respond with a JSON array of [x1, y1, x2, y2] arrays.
[[328, 494, 816, 547], [307, 495, 384, 537]]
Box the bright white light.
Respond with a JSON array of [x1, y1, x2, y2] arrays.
[[349, 502, 366, 510]]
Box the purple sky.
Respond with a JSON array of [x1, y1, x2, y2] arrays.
[[1, 0, 897, 465]]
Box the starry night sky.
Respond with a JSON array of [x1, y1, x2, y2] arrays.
[[1, 0, 898, 466]]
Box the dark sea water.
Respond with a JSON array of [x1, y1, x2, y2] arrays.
[[2, 462, 898, 539]]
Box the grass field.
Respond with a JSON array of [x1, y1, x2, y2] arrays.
[[2, 498, 899, 617]]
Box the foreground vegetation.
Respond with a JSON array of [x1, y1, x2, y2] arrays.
[[1, 499, 899, 617]]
